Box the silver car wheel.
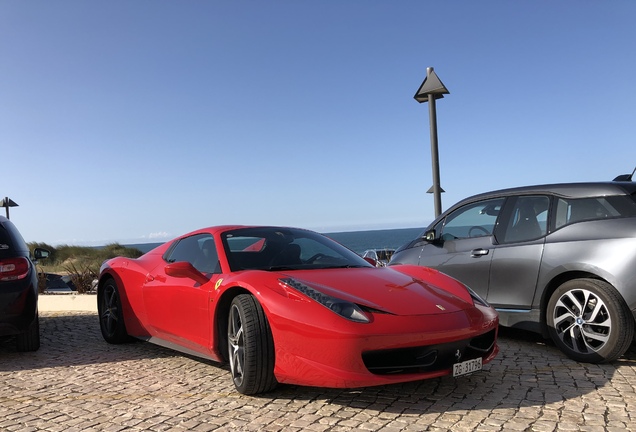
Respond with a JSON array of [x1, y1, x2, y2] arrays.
[[552, 288, 611, 354], [228, 303, 245, 387]]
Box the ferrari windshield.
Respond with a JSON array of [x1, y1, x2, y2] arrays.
[[221, 227, 373, 272]]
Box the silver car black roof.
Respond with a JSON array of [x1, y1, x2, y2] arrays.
[[447, 181, 636, 213]]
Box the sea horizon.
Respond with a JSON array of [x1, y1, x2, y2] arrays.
[[122, 226, 424, 255]]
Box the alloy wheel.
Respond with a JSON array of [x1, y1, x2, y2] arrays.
[[228, 303, 245, 387], [552, 288, 611, 354], [100, 284, 120, 338]]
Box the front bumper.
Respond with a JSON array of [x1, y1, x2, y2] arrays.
[[269, 304, 499, 388]]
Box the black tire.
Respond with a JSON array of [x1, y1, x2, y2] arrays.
[[98, 278, 130, 344], [547, 278, 634, 363], [227, 294, 276, 394], [16, 313, 40, 352]]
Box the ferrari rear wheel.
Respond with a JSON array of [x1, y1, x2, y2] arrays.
[[98, 278, 130, 344], [227, 294, 276, 394]]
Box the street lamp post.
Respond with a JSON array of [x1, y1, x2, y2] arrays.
[[1, 197, 18, 219], [414, 67, 449, 218]]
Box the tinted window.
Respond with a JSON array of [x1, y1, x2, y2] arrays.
[[221, 227, 371, 272], [165, 233, 220, 274], [555, 195, 636, 229], [440, 198, 504, 240], [501, 195, 550, 243], [0, 219, 29, 258]]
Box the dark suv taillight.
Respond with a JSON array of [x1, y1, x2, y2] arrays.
[[0, 257, 30, 281]]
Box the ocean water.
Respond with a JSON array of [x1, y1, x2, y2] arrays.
[[326, 227, 423, 254], [126, 227, 424, 255]]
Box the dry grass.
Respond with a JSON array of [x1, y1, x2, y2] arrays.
[[30, 242, 143, 293]]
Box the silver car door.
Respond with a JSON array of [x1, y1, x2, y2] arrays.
[[418, 198, 504, 300], [487, 195, 549, 309], [418, 235, 494, 299]]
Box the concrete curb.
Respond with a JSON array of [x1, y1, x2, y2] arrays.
[[38, 294, 97, 312]]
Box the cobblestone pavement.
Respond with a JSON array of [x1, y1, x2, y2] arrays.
[[1, 312, 635, 432]]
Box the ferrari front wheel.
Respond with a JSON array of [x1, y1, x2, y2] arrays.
[[98, 278, 130, 344], [227, 294, 276, 394]]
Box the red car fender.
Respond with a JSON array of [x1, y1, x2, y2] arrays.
[[99, 263, 150, 337]]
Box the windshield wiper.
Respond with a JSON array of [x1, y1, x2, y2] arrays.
[[318, 264, 369, 269], [266, 266, 299, 271]]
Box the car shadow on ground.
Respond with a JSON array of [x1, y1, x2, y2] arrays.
[[2, 313, 633, 416], [263, 327, 635, 414], [0, 312, 177, 371]]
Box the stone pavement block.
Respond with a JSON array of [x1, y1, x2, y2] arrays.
[[1, 311, 635, 431]]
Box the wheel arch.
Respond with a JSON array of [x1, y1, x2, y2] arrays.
[[97, 273, 115, 296], [96, 270, 148, 337], [539, 270, 622, 337], [214, 286, 253, 363]]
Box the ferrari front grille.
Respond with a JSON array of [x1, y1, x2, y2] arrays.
[[362, 329, 496, 375]]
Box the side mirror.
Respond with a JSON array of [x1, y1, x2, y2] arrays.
[[424, 229, 437, 242], [33, 247, 50, 261], [165, 261, 210, 285]]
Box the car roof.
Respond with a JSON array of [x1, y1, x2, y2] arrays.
[[433, 181, 636, 225], [459, 181, 636, 203]]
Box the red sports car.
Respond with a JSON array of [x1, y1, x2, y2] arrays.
[[98, 226, 499, 394]]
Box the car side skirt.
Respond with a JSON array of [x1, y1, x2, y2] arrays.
[[138, 335, 223, 364], [496, 308, 542, 333]]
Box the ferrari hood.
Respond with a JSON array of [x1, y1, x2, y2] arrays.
[[282, 267, 474, 316]]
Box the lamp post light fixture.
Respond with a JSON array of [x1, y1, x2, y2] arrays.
[[1, 197, 18, 219], [414, 67, 449, 218]]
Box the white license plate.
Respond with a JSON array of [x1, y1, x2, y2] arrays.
[[452, 357, 482, 377]]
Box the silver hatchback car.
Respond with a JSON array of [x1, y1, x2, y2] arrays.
[[390, 180, 636, 363]]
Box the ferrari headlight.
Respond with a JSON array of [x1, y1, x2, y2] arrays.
[[280, 277, 370, 323]]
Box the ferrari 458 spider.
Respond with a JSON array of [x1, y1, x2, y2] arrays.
[[98, 226, 499, 394]]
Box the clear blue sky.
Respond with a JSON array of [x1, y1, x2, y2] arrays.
[[2, 1, 635, 246]]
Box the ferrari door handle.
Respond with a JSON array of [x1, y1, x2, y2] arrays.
[[470, 249, 489, 258]]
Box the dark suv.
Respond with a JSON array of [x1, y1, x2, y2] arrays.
[[0, 216, 49, 351], [390, 181, 636, 363]]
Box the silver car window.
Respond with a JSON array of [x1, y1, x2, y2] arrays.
[[555, 195, 636, 229], [441, 198, 504, 240], [501, 196, 549, 243]]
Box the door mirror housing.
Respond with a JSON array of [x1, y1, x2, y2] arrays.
[[165, 261, 210, 285], [33, 247, 50, 261], [424, 229, 438, 243]]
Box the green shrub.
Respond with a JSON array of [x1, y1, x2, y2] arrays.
[[28, 242, 144, 292]]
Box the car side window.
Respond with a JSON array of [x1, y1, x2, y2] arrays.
[[501, 195, 550, 243], [555, 195, 636, 229], [440, 198, 504, 240], [166, 233, 221, 274]]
